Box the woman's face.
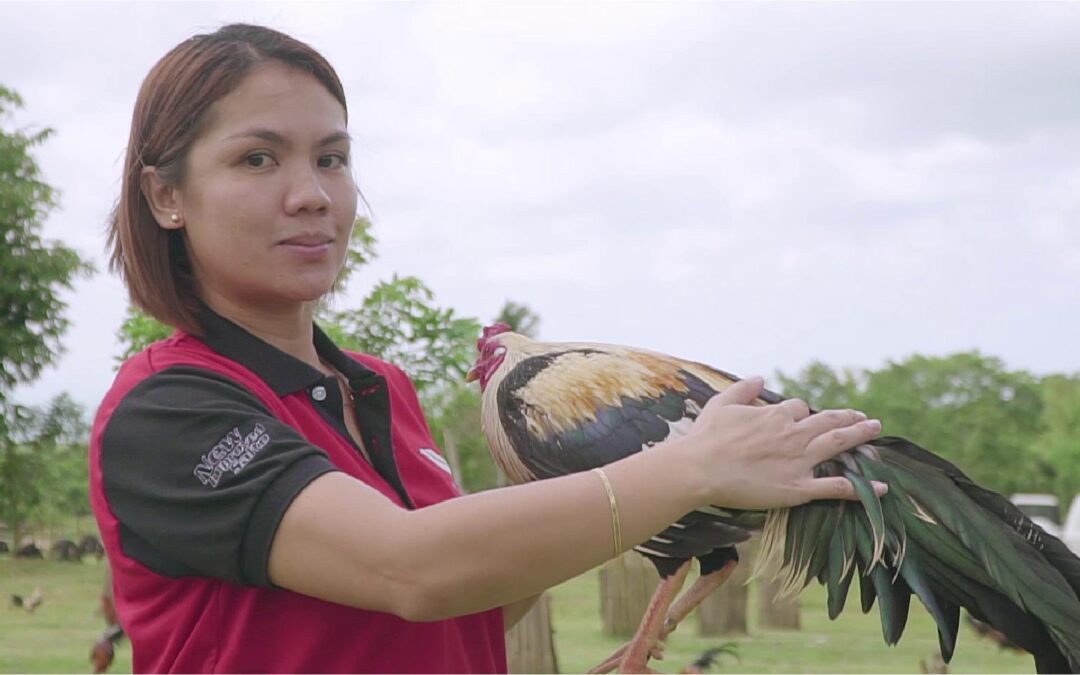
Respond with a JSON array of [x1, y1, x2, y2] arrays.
[[171, 61, 357, 311]]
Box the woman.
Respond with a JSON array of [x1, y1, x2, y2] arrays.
[[91, 23, 884, 673]]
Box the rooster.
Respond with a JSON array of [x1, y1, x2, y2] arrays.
[[90, 562, 125, 674], [11, 587, 44, 613], [90, 624, 125, 674], [679, 645, 738, 673], [466, 324, 1080, 674]]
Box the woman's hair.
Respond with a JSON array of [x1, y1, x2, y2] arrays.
[[108, 23, 348, 335]]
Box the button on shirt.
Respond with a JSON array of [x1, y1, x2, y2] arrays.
[[88, 308, 505, 673]]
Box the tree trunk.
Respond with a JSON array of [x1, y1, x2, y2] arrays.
[[757, 575, 801, 630], [696, 542, 754, 635], [3, 443, 21, 550], [441, 427, 464, 486], [506, 593, 559, 673], [599, 552, 660, 637]]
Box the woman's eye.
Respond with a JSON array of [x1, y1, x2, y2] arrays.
[[245, 152, 274, 168], [318, 153, 348, 169]]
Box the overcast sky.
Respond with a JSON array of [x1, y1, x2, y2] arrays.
[[4, 1, 1080, 414]]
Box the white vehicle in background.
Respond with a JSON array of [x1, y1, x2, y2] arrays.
[[1062, 495, 1080, 555], [1009, 493, 1063, 538]]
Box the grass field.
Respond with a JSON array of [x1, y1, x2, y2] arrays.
[[547, 571, 1033, 674], [0, 556, 1034, 673], [0, 556, 131, 674]]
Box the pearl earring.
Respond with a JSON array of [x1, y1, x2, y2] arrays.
[[170, 213, 180, 224]]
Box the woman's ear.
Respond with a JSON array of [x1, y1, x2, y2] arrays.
[[140, 166, 185, 230]]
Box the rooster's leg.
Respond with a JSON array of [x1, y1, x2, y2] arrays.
[[588, 559, 739, 675], [657, 559, 738, 642], [588, 560, 693, 674]]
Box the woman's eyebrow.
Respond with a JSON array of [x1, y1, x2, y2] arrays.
[[318, 131, 352, 147], [223, 129, 352, 147]]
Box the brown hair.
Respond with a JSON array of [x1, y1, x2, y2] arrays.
[[108, 23, 348, 335]]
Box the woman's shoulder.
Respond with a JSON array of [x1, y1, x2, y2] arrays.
[[101, 332, 276, 417], [113, 332, 253, 385]]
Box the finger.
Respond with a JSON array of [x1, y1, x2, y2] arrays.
[[714, 376, 764, 406], [776, 398, 811, 422], [802, 476, 890, 502], [796, 408, 866, 436], [805, 419, 882, 464]]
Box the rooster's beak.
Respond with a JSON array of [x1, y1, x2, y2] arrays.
[[465, 367, 479, 383]]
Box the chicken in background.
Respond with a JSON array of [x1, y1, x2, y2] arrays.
[[90, 562, 125, 674], [10, 587, 44, 613], [678, 645, 738, 674]]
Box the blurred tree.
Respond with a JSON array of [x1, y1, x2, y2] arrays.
[[1031, 374, 1080, 506], [0, 393, 89, 546], [0, 85, 92, 540], [425, 384, 497, 492], [494, 300, 541, 338], [316, 219, 481, 397], [858, 352, 1045, 494], [0, 85, 93, 428], [425, 301, 544, 492], [774, 360, 860, 410], [779, 352, 1046, 495], [115, 306, 174, 360], [321, 273, 480, 397], [325, 215, 377, 296]]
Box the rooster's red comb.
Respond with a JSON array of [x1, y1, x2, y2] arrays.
[[477, 323, 513, 350]]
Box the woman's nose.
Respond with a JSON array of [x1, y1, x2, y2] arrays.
[[283, 166, 331, 215]]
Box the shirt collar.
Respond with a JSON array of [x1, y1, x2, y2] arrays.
[[195, 305, 377, 396]]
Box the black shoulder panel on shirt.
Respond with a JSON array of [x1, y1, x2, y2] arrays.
[[101, 365, 337, 586]]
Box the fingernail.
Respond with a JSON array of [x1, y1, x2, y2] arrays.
[[865, 419, 881, 432], [854, 410, 867, 421]]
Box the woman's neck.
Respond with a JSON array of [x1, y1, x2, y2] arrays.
[[201, 291, 326, 373]]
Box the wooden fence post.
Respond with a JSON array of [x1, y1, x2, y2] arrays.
[[696, 541, 754, 635], [507, 593, 559, 673], [757, 575, 801, 630], [599, 552, 660, 637]]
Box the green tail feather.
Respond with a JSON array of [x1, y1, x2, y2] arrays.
[[857, 557, 875, 614], [825, 509, 857, 620], [757, 436, 1080, 673], [844, 469, 887, 567]]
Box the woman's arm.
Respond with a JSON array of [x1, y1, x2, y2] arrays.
[[267, 378, 882, 621], [267, 443, 702, 621]]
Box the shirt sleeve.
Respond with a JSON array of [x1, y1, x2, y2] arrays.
[[100, 365, 338, 586]]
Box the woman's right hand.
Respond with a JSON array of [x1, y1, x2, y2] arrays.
[[677, 377, 886, 511]]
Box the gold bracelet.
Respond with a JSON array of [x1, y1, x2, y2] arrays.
[[592, 467, 622, 558]]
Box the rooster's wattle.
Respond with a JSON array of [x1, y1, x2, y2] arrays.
[[467, 324, 1080, 674]]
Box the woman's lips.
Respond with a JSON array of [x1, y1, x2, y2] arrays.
[[278, 234, 333, 258], [279, 233, 333, 246]]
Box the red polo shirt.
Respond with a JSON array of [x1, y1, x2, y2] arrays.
[[89, 309, 506, 673]]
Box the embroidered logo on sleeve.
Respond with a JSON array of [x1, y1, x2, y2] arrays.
[[419, 447, 453, 476], [193, 423, 271, 488]]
